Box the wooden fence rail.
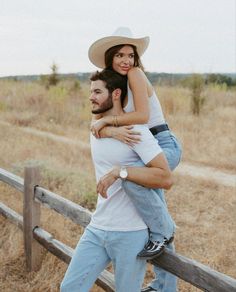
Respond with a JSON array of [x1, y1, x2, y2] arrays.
[[0, 166, 236, 292]]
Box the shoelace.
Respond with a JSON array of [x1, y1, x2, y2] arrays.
[[147, 241, 165, 251], [152, 241, 165, 251]]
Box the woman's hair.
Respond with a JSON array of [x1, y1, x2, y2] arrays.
[[104, 44, 144, 71]]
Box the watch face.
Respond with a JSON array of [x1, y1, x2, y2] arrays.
[[120, 168, 128, 179]]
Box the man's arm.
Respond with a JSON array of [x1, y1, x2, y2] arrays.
[[97, 152, 173, 198]]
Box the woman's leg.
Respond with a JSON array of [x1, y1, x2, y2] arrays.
[[156, 131, 182, 171], [145, 130, 180, 291], [122, 181, 175, 242]]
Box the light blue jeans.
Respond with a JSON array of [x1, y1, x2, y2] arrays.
[[122, 130, 182, 241], [150, 242, 177, 292], [60, 225, 149, 292], [122, 130, 182, 291]]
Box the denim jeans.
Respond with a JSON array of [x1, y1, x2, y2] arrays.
[[150, 243, 177, 292], [122, 130, 182, 291], [60, 225, 149, 292], [155, 130, 182, 172], [122, 181, 175, 242], [122, 130, 182, 241]]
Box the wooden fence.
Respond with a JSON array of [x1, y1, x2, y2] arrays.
[[0, 166, 236, 292]]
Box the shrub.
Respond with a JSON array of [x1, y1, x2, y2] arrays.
[[188, 74, 205, 115], [40, 63, 60, 89]]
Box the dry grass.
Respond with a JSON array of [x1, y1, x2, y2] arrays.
[[0, 80, 235, 291], [157, 85, 236, 171]]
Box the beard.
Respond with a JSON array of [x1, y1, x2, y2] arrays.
[[91, 94, 113, 114]]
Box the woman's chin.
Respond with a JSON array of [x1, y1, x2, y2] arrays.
[[119, 71, 128, 76]]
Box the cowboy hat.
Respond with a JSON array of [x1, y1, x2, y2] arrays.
[[88, 27, 150, 68]]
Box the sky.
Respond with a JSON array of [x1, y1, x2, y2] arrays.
[[0, 0, 235, 77]]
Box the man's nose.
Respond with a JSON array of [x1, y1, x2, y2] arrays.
[[89, 94, 95, 101]]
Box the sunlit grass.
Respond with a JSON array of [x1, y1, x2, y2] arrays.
[[0, 79, 235, 291]]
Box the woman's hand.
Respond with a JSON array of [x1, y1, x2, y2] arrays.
[[90, 118, 108, 138], [97, 166, 120, 198], [111, 126, 141, 146]]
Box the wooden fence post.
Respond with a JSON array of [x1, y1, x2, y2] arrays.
[[23, 165, 43, 271]]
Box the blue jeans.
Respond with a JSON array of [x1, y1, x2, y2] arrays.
[[122, 130, 182, 291], [155, 130, 182, 172], [150, 242, 177, 292], [60, 225, 149, 292], [122, 130, 182, 241], [122, 181, 175, 242]]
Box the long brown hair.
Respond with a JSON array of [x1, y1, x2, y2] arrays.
[[104, 44, 144, 71]]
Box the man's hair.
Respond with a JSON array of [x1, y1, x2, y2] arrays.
[[90, 69, 127, 104], [104, 44, 144, 71]]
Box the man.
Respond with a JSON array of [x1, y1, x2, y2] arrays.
[[60, 69, 174, 292]]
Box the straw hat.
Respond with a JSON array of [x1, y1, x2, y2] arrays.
[[88, 27, 150, 68]]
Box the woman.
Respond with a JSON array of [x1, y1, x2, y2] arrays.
[[88, 27, 181, 292]]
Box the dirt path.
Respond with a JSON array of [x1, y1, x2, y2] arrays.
[[176, 163, 235, 187], [1, 121, 235, 188]]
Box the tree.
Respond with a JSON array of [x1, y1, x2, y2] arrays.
[[48, 62, 60, 86], [205, 74, 235, 87], [189, 74, 205, 115]]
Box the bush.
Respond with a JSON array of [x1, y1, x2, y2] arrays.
[[189, 74, 205, 115], [206, 74, 236, 87], [40, 63, 60, 89]]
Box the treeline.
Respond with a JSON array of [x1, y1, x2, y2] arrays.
[[146, 72, 236, 87], [2, 72, 236, 88]]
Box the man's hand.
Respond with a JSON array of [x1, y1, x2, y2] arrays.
[[97, 166, 120, 198]]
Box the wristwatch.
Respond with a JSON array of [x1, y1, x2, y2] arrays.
[[119, 166, 128, 180]]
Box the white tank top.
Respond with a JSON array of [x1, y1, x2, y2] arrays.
[[124, 83, 165, 128]]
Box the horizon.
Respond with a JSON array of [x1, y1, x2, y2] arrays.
[[1, 71, 236, 79]]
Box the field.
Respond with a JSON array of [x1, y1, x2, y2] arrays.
[[0, 79, 235, 291]]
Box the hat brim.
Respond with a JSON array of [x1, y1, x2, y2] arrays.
[[88, 35, 150, 69]]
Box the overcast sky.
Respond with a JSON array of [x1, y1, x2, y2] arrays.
[[0, 0, 235, 76]]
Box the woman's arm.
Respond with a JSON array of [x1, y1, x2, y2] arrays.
[[105, 67, 150, 126], [99, 125, 141, 146], [90, 68, 150, 137]]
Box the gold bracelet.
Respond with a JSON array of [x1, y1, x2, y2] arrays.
[[112, 115, 118, 127]]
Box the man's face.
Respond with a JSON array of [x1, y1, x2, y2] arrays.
[[89, 80, 113, 114]]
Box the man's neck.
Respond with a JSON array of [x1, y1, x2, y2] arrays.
[[102, 102, 123, 117], [102, 109, 123, 117]]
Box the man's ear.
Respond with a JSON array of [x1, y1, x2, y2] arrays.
[[112, 88, 121, 100]]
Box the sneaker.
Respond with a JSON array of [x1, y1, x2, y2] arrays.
[[137, 236, 174, 260], [168, 235, 174, 244], [141, 286, 157, 292]]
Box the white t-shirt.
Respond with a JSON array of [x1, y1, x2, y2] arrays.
[[124, 84, 165, 128], [89, 124, 163, 231]]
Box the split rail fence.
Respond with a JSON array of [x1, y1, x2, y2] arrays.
[[0, 166, 236, 292]]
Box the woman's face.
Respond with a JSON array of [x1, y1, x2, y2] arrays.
[[112, 45, 135, 75]]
